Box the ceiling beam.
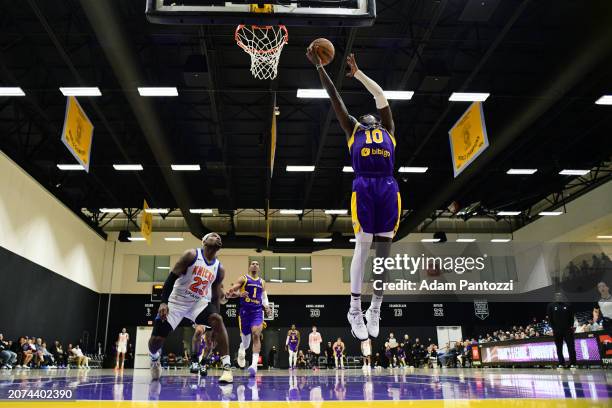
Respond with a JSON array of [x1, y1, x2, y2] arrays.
[[78, 0, 210, 239], [396, 0, 612, 240], [197, 25, 235, 213]]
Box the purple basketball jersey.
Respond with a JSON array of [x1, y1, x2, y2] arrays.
[[288, 331, 299, 351], [348, 123, 395, 177], [348, 123, 401, 235]]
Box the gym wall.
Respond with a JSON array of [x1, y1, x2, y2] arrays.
[[0, 246, 100, 351], [0, 152, 108, 291]]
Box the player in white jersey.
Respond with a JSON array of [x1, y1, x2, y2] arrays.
[[115, 328, 129, 370], [148, 232, 233, 384], [360, 338, 372, 370]]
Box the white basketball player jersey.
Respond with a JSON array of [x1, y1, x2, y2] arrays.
[[168, 248, 219, 307]]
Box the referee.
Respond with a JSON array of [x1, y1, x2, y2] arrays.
[[546, 292, 576, 368]]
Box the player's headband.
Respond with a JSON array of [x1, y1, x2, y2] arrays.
[[202, 233, 222, 248]]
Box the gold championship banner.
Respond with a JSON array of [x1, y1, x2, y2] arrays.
[[270, 104, 277, 178], [141, 199, 153, 245], [60, 96, 94, 172], [448, 101, 490, 178]]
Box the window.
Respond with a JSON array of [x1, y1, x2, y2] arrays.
[[138, 255, 171, 282], [342, 256, 375, 282], [480, 256, 518, 282], [248, 256, 312, 283]]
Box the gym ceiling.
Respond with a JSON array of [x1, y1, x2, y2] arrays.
[[1, 0, 611, 247]]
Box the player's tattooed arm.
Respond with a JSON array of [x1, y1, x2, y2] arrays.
[[306, 46, 356, 139]]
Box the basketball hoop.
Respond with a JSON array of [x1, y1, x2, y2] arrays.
[[235, 24, 288, 80]]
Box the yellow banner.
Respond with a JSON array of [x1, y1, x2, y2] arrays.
[[270, 107, 277, 178], [141, 200, 153, 245], [448, 102, 489, 177], [60, 96, 94, 172]]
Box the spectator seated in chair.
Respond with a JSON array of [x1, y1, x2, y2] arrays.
[[70, 345, 89, 368], [0, 334, 17, 369]]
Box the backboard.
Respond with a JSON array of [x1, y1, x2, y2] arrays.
[[145, 0, 376, 27]]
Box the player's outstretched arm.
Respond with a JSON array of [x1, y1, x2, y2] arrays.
[[225, 276, 246, 299], [306, 46, 356, 139], [346, 54, 395, 136]]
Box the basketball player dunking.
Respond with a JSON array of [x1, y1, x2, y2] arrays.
[[148, 232, 232, 383], [286, 325, 300, 369], [225, 260, 272, 377], [306, 48, 400, 340]]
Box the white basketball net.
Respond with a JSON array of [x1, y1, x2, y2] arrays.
[[235, 25, 288, 80]]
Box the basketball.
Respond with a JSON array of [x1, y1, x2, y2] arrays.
[[309, 38, 335, 66]]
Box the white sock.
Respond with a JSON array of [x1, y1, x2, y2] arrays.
[[240, 334, 251, 350], [221, 355, 230, 367], [350, 294, 362, 313], [370, 294, 383, 310], [251, 352, 259, 367], [350, 233, 373, 296], [250, 382, 259, 400]]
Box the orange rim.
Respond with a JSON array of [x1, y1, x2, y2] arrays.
[[235, 24, 288, 55]]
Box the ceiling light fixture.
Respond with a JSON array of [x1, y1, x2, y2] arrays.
[[137, 87, 178, 96], [57, 164, 85, 171], [286, 165, 315, 172], [398, 166, 428, 173], [595, 95, 612, 105], [324, 209, 348, 215], [99, 208, 123, 213], [507, 168, 538, 175], [297, 89, 413, 100], [559, 169, 590, 176], [449, 92, 490, 102], [497, 211, 521, 216], [171, 164, 201, 171], [189, 209, 213, 214], [279, 209, 303, 215], [59, 87, 101, 96], [144, 208, 169, 214], [0, 87, 25, 96], [113, 164, 143, 171]]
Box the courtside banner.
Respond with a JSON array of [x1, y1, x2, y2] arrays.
[[141, 199, 153, 245], [60, 96, 94, 172], [448, 101, 489, 178]]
